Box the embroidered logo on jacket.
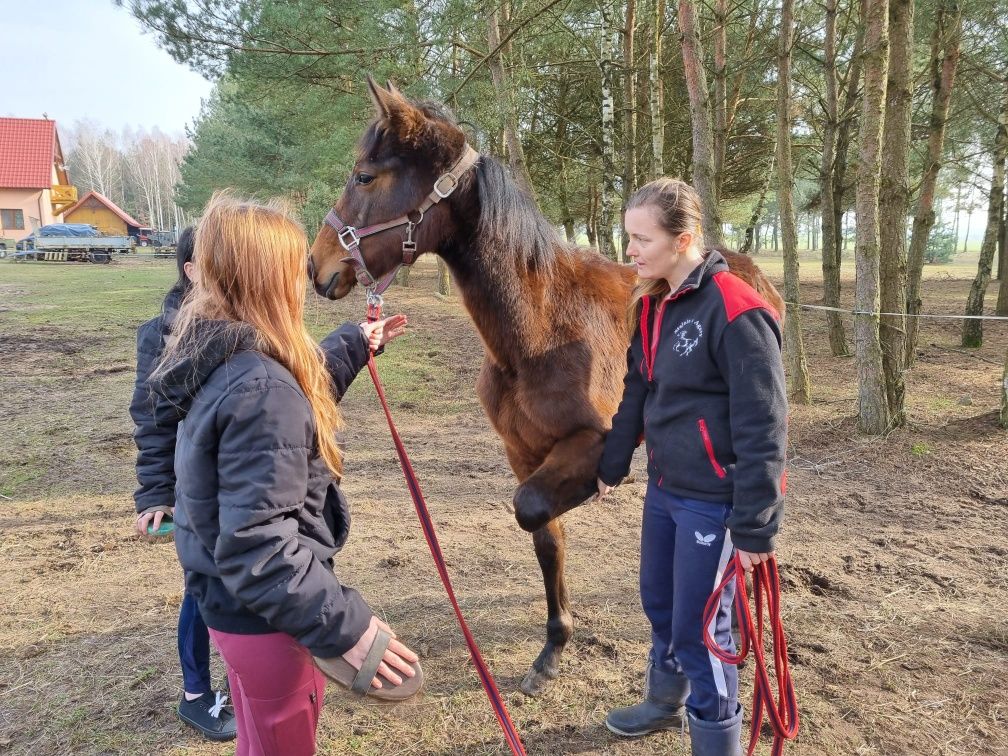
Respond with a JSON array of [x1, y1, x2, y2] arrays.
[[695, 531, 717, 547], [673, 319, 703, 356]]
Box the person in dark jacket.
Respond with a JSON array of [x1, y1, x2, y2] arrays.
[[129, 228, 237, 741], [148, 193, 419, 756], [596, 178, 787, 755]]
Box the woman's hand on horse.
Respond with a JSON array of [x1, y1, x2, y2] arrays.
[[136, 507, 173, 537], [736, 549, 774, 572], [361, 314, 409, 352], [342, 615, 419, 689], [596, 478, 613, 500]]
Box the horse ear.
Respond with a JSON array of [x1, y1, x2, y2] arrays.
[[367, 75, 397, 119], [386, 79, 403, 97], [365, 76, 429, 147]]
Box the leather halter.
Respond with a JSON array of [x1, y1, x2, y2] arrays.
[[324, 145, 480, 295]]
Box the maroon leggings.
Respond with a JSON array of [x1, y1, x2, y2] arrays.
[[209, 629, 326, 756]]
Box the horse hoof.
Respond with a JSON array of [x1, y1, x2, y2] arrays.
[[519, 666, 553, 697]]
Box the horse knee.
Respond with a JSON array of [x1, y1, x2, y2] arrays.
[[514, 480, 553, 532]]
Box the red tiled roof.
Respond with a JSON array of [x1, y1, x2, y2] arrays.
[[61, 190, 145, 228], [0, 118, 58, 189]]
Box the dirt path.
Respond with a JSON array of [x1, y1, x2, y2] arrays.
[[0, 259, 1005, 755]]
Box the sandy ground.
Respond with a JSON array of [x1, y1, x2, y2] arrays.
[[0, 256, 1006, 755]]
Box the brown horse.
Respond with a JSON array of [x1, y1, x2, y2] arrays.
[[309, 80, 784, 696]]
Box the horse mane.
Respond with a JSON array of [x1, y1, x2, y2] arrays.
[[475, 156, 561, 273]]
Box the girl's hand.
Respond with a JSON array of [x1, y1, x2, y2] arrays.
[[361, 314, 408, 352], [136, 507, 174, 536], [736, 550, 774, 572], [596, 477, 614, 500], [342, 615, 419, 689]]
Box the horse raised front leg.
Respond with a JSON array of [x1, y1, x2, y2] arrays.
[[512, 427, 603, 533], [521, 518, 573, 696]]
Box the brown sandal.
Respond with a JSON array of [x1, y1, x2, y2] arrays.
[[314, 628, 424, 702]]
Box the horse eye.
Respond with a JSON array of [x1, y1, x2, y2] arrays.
[[356, 173, 374, 185]]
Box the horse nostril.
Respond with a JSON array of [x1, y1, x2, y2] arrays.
[[307, 256, 316, 280]]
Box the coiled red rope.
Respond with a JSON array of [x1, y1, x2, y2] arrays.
[[703, 555, 800, 756]]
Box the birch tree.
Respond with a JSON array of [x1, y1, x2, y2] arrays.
[[599, 0, 619, 259], [648, 0, 665, 179]]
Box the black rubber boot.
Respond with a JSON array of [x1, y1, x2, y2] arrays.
[[605, 664, 690, 738], [687, 706, 743, 756]]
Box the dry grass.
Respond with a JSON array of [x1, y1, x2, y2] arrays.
[[0, 256, 1006, 755]]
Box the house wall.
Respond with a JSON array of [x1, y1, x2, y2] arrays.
[[0, 188, 59, 240], [63, 199, 127, 236]]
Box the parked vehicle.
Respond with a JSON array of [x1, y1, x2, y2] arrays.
[[14, 224, 132, 263], [132, 227, 156, 247]]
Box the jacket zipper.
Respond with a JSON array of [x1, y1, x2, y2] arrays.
[[697, 418, 727, 478]]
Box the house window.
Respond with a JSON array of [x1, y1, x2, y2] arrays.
[[1, 209, 25, 230]]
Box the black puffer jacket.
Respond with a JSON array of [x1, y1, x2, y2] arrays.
[[148, 320, 374, 658], [129, 286, 184, 514]]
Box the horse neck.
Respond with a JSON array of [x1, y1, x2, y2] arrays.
[[440, 235, 546, 368]]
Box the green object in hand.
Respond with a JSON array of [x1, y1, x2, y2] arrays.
[[147, 517, 175, 536]]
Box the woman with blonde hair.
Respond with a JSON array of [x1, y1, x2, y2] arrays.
[[597, 178, 787, 755], [150, 193, 421, 755]]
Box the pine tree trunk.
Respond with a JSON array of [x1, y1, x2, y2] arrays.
[[878, 0, 913, 425], [777, 0, 811, 403], [1001, 346, 1008, 428], [740, 156, 775, 254], [713, 0, 728, 201], [822, 0, 863, 356], [997, 209, 1006, 280], [599, 0, 619, 259], [487, 9, 536, 199], [906, 1, 960, 365], [996, 193, 1008, 313], [678, 0, 724, 245], [433, 260, 449, 298], [952, 182, 962, 244], [620, 0, 638, 254], [649, 0, 665, 179], [854, 0, 891, 435], [962, 84, 1008, 348]]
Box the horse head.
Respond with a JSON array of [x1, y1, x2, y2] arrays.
[[309, 78, 475, 300]]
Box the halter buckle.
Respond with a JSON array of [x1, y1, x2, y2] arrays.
[[433, 173, 459, 199], [338, 226, 360, 250]]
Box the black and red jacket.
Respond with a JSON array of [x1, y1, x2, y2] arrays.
[[598, 250, 788, 553]]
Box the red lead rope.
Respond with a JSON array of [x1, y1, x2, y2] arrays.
[[703, 555, 800, 755], [364, 298, 526, 756]]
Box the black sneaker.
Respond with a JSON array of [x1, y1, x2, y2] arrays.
[[177, 690, 237, 741]]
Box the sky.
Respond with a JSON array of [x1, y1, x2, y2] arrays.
[[1, 0, 215, 136]]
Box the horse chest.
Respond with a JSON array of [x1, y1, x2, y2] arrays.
[[476, 357, 589, 456]]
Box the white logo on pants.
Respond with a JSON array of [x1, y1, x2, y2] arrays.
[[695, 531, 716, 547]]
